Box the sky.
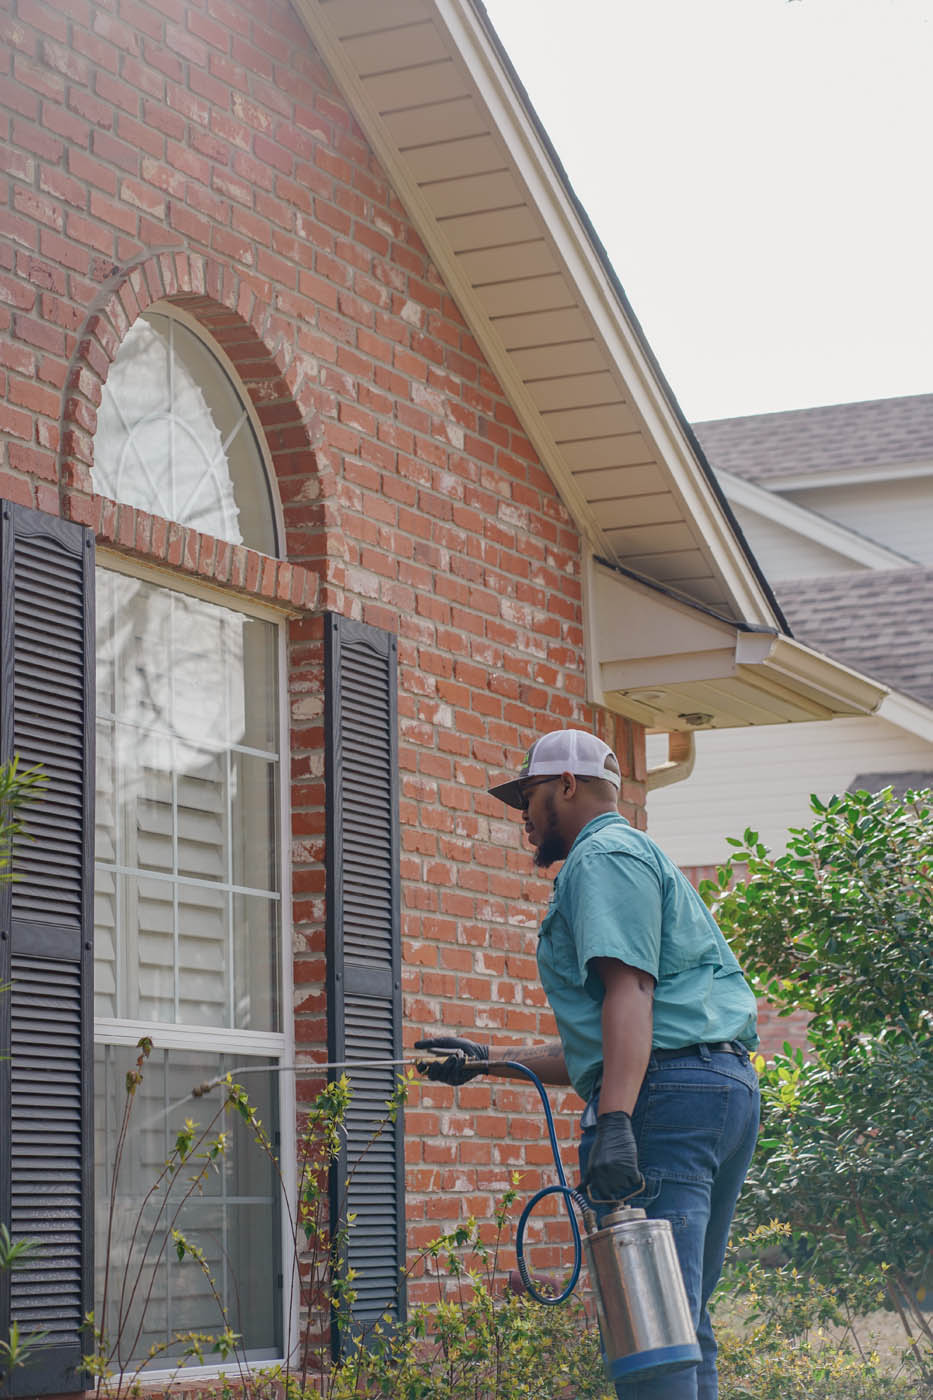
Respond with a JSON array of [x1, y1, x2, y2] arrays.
[[481, 0, 933, 422]]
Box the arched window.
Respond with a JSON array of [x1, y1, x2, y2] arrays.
[[92, 311, 290, 1375], [93, 309, 279, 556]]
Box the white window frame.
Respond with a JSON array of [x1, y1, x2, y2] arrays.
[[93, 552, 298, 1383]]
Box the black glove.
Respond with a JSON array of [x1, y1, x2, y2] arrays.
[[414, 1036, 489, 1085], [584, 1110, 644, 1203]]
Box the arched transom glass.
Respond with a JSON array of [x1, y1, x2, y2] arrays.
[[93, 311, 277, 555]]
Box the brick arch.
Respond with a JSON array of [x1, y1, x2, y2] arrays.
[[59, 249, 335, 572]]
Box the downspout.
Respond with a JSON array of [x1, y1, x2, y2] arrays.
[[646, 729, 696, 791]]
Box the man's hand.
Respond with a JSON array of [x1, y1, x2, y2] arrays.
[[584, 1110, 644, 1203], [414, 1036, 489, 1085]]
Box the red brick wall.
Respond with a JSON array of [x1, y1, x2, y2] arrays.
[[0, 0, 647, 1321]]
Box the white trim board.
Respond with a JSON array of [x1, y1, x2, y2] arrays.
[[762, 456, 933, 493]]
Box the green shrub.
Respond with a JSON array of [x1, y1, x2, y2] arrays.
[[717, 1325, 927, 1400], [327, 1281, 612, 1400], [702, 787, 933, 1382]]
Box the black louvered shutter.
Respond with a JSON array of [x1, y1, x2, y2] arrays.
[[324, 614, 405, 1342], [0, 502, 94, 1396]]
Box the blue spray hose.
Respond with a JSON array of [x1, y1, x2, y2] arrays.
[[498, 1061, 591, 1306]]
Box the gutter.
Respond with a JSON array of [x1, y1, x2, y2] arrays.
[[646, 730, 695, 791]]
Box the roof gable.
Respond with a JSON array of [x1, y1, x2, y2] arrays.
[[289, 0, 892, 731], [293, 0, 784, 626], [718, 469, 912, 573]]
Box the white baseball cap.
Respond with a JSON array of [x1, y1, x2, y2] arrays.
[[488, 729, 621, 810]]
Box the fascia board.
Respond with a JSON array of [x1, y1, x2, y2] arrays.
[[293, 0, 781, 628], [601, 648, 741, 691], [877, 691, 933, 745], [764, 458, 933, 493], [719, 471, 912, 570]]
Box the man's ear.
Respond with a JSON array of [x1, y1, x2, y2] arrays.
[[559, 770, 577, 799]]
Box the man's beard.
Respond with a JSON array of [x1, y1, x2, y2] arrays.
[[532, 793, 568, 869]]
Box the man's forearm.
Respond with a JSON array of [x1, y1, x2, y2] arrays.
[[486, 1041, 570, 1085], [594, 958, 654, 1115]]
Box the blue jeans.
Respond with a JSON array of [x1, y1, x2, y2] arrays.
[[579, 1044, 760, 1400]]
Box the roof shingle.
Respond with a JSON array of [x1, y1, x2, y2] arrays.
[[694, 393, 933, 484], [777, 567, 933, 706]]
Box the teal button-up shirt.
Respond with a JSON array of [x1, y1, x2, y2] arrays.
[[536, 813, 759, 1101]]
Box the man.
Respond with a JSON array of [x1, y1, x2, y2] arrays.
[[417, 728, 760, 1400]]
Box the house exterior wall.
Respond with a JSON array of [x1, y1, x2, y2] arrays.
[[0, 0, 647, 1358], [784, 476, 933, 565], [729, 502, 869, 581], [647, 715, 933, 870]]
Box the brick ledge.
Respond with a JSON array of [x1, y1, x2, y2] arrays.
[[66, 493, 318, 614]]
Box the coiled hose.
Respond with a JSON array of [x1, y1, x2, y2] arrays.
[[498, 1061, 591, 1306]]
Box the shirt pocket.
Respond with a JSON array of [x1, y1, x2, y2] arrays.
[[538, 905, 584, 988]]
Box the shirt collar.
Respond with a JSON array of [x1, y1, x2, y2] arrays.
[[552, 811, 630, 892], [570, 811, 629, 850]]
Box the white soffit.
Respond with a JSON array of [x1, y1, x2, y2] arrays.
[[584, 557, 887, 732], [293, 0, 782, 625]]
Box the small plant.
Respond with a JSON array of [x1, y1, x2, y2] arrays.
[[320, 1177, 612, 1400], [88, 1055, 613, 1400], [716, 1324, 928, 1400], [0, 1224, 51, 1382], [87, 1037, 254, 1398], [0, 756, 48, 1388], [87, 1048, 417, 1398], [0, 755, 46, 880]]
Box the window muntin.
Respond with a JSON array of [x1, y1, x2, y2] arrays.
[[93, 312, 277, 556]]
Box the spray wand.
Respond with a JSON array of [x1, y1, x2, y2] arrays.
[[189, 1052, 583, 1299]]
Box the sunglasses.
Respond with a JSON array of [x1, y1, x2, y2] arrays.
[[517, 775, 560, 811]]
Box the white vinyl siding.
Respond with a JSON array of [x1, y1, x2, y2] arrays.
[[730, 503, 868, 580], [784, 477, 932, 565], [647, 715, 933, 866]]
